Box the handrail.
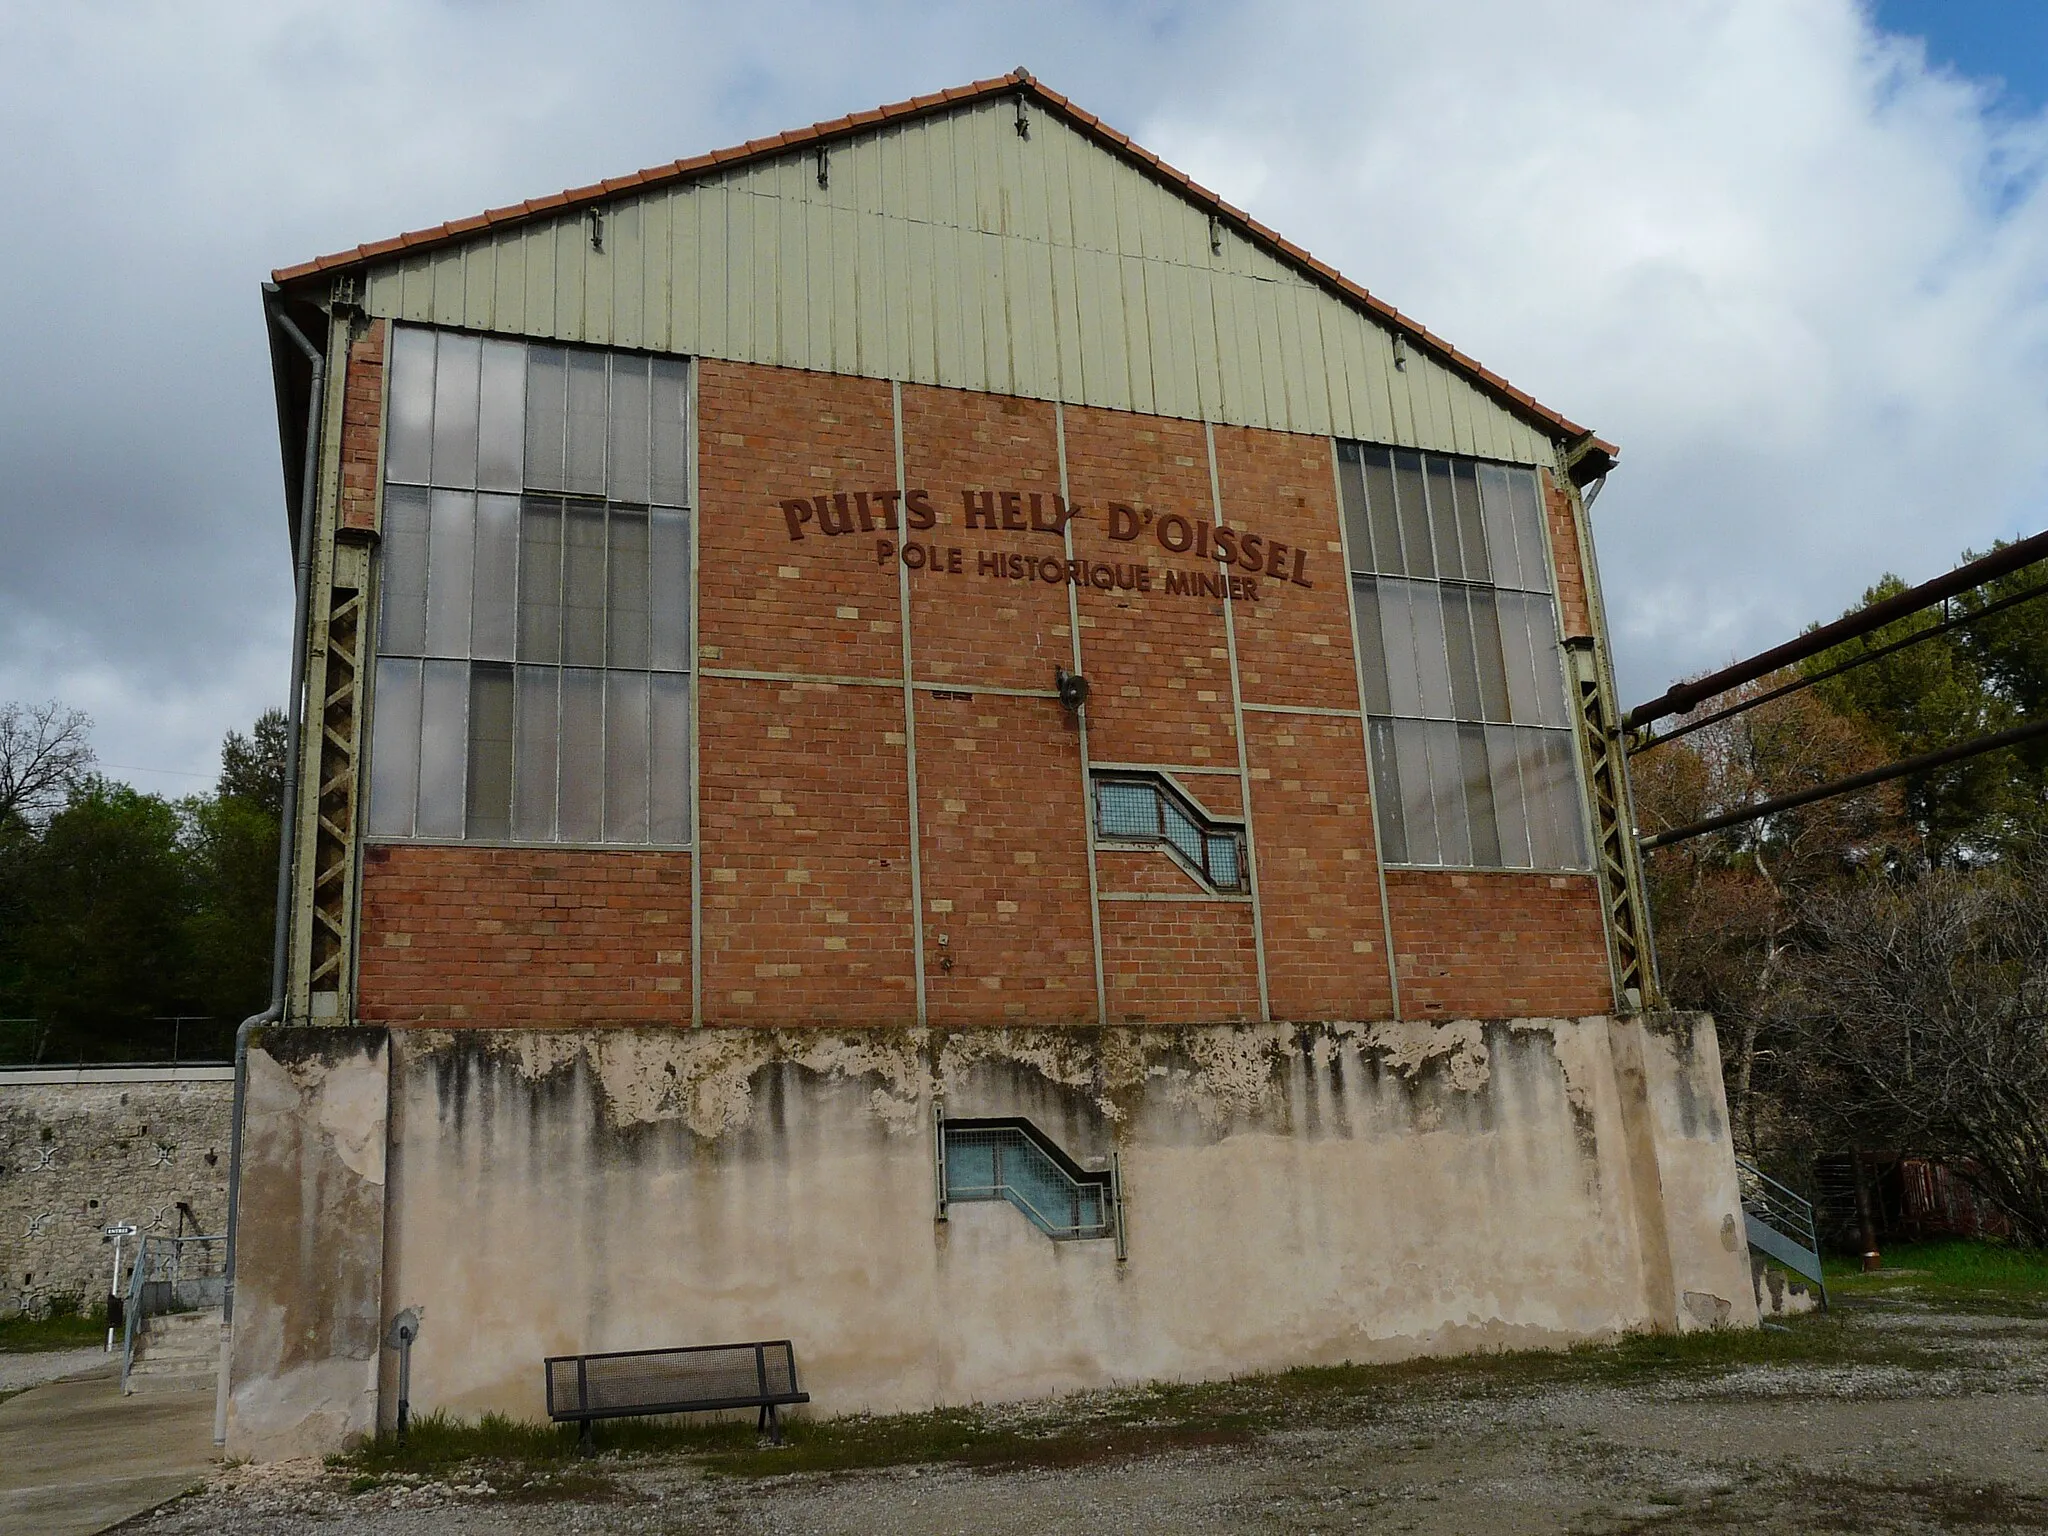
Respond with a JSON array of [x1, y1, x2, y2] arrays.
[[1735, 1157, 1829, 1310], [119, 1233, 227, 1394]]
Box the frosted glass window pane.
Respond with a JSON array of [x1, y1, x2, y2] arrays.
[[1162, 799, 1203, 866], [466, 663, 514, 839], [477, 339, 526, 492], [385, 328, 436, 485], [1206, 836, 1240, 890], [525, 346, 567, 492], [1368, 719, 1407, 865], [1351, 578, 1391, 716], [430, 332, 480, 490], [1409, 585, 1454, 720], [1536, 731, 1591, 868], [1441, 587, 1482, 719], [417, 659, 469, 838], [1098, 781, 1157, 838], [367, 658, 422, 838], [649, 510, 691, 671], [1425, 720, 1472, 867], [1517, 730, 1567, 869], [1469, 589, 1513, 722], [1452, 460, 1490, 583], [1506, 468, 1550, 593], [1459, 723, 1501, 867], [1485, 724, 1533, 868], [1362, 447, 1403, 577], [1335, 444, 1372, 575], [1377, 579, 1423, 717], [517, 497, 562, 663], [1392, 451, 1436, 579], [650, 673, 691, 844], [379, 485, 430, 655], [558, 668, 605, 841], [471, 494, 520, 661], [650, 358, 690, 506], [565, 349, 608, 496], [1525, 594, 1570, 727], [512, 665, 559, 841], [606, 356, 650, 504], [1478, 464, 1524, 589], [1425, 457, 1464, 580], [604, 672, 650, 843], [425, 491, 475, 659], [1393, 719, 1440, 865], [1498, 589, 1543, 726], [607, 509, 650, 670], [562, 505, 608, 666]]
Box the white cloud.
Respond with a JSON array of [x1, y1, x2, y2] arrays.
[[1, 0, 2043, 778], [1140, 0, 2048, 701]]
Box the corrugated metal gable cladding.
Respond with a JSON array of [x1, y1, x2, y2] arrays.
[[361, 100, 1553, 464]]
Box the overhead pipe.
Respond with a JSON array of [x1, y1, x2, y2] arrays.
[[215, 286, 327, 1446], [1625, 527, 2048, 731]]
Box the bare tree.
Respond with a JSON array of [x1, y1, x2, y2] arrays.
[[1776, 851, 2048, 1247], [0, 701, 95, 824]]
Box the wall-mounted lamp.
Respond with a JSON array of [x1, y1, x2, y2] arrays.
[[1392, 335, 1409, 372], [1055, 667, 1089, 712]]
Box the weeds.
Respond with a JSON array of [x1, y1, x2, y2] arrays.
[[334, 1301, 1960, 1484], [0, 1296, 106, 1353]]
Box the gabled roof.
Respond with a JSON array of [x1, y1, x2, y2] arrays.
[[276, 69, 1615, 470]]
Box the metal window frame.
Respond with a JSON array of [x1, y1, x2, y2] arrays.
[[1337, 439, 1593, 876], [368, 324, 694, 851], [1090, 771, 1248, 893]]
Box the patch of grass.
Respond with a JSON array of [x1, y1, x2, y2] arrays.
[[1826, 1239, 2048, 1311], [0, 1303, 105, 1353], [332, 1308, 1962, 1485]]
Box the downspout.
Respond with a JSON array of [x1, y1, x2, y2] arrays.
[[215, 289, 326, 1446]]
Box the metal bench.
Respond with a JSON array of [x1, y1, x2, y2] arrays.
[[544, 1339, 811, 1450]]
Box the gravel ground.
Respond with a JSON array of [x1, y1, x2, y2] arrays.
[[122, 1307, 2048, 1534]]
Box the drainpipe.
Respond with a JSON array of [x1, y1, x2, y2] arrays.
[[214, 288, 327, 1447]]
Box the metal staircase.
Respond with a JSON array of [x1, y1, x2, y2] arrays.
[[1736, 1157, 1829, 1309]]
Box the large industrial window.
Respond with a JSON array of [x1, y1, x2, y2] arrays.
[[367, 328, 692, 845], [1093, 774, 1246, 892], [1338, 443, 1590, 871]]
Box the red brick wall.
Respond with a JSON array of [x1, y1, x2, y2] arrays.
[[338, 320, 386, 534], [899, 386, 1071, 693], [1099, 901, 1261, 1025], [354, 356, 1622, 1030], [915, 693, 1096, 1025], [1541, 469, 1593, 641], [698, 677, 916, 1024], [358, 845, 688, 1024], [1211, 426, 1357, 711], [1385, 871, 1612, 1018], [1244, 712, 1393, 1020], [696, 361, 902, 678], [1065, 407, 1238, 770]]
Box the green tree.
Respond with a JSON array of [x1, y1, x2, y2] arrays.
[[184, 708, 285, 1030], [5, 781, 197, 1059]]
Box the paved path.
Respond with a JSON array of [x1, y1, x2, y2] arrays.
[[0, 1360, 216, 1536]]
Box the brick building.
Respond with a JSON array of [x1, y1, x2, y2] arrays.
[[229, 71, 1753, 1457]]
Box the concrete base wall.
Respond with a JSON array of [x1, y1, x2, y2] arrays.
[[224, 1013, 1754, 1455], [224, 1029, 388, 1460]]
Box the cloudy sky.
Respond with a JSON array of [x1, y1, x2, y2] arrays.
[[2, 0, 2044, 796]]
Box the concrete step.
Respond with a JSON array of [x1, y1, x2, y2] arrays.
[[131, 1310, 221, 1376]]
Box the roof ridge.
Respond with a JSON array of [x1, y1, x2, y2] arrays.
[[274, 68, 1614, 462]]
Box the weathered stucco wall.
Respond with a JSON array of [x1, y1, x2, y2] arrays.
[[353, 1013, 1752, 1432], [0, 1068, 232, 1318], [225, 1028, 389, 1460]]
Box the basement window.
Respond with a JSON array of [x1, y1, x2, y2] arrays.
[[367, 328, 692, 846], [1336, 441, 1591, 872], [1093, 774, 1246, 892], [938, 1117, 1118, 1244]]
